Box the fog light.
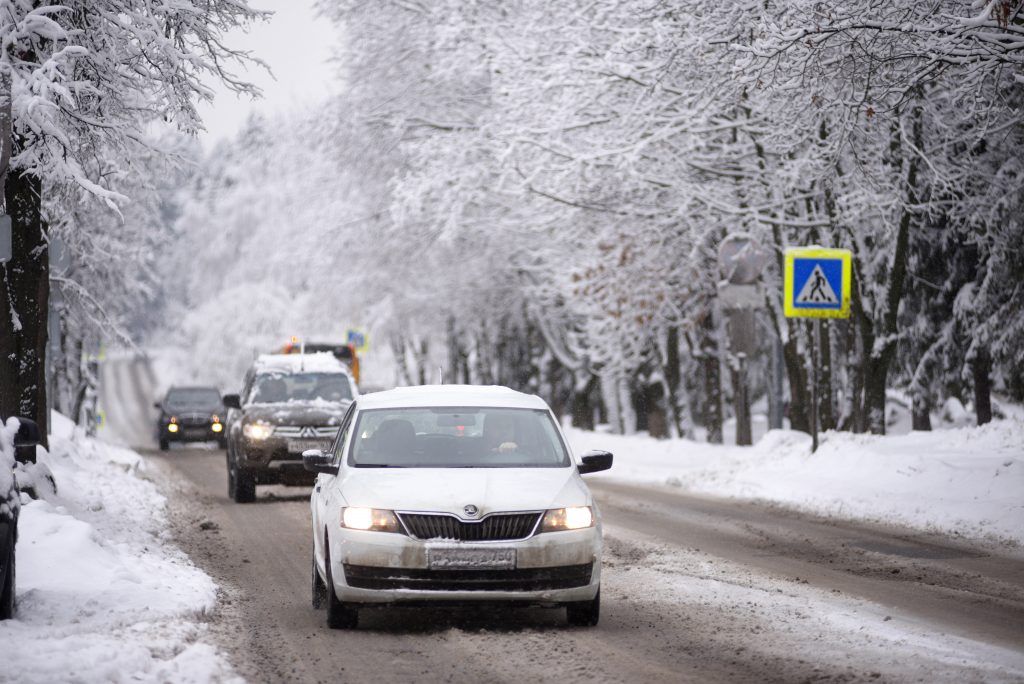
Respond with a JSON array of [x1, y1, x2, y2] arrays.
[[211, 422, 223, 433], [167, 423, 179, 433]]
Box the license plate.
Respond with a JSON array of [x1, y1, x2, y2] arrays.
[[427, 547, 516, 570], [287, 438, 332, 454], [183, 428, 208, 438]]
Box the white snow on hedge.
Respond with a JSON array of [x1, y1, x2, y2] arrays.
[[0, 412, 239, 684], [572, 419, 1024, 545]]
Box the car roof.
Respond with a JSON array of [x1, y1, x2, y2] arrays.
[[355, 385, 549, 411], [253, 352, 351, 376], [168, 386, 220, 392]]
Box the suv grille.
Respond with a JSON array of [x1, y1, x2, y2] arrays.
[[398, 512, 542, 542], [271, 425, 339, 438]]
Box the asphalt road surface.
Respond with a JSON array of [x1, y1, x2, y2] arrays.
[[102, 357, 1024, 683]]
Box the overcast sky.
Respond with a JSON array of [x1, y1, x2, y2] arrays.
[[196, 0, 338, 147]]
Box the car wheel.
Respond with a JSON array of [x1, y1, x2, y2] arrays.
[[226, 450, 235, 498], [0, 536, 15, 620], [228, 448, 256, 504], [232, 468, 256, 504], [324, 540, 358, 629], [312, 554, 327, 610], [218, 437, 228, 450], [566, 588, 600, 627], [159, 437, 169, 451]]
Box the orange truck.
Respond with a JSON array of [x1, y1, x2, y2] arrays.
[[277, 340, 360, 385]]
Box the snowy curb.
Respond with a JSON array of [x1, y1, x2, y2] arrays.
[[570, 420, 1024, 546], [0, 413, 240, 683]]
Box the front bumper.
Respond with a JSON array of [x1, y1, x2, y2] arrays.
[[162, 423, 224, 442], [237, 438, 316, 485], [328, 526, 602, 605]]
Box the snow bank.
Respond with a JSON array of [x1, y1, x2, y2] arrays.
[[571, 419, 1024, 545], [0, 412, 239, 683]]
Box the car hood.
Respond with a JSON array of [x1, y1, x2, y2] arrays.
[[243, 400, 350, 426], [338, 467, 589, 515]]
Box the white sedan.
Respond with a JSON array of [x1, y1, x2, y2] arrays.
[[304, 385, 613, 629]]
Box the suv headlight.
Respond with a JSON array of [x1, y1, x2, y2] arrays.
[[340, 507, 400, 533], [243, 422, 273, 440], [540, 506, 594, 532]]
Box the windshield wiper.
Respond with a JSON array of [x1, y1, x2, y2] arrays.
[[354, 463, 407, 468]]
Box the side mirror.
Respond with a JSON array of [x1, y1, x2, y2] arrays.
[[14, 416, 43, 464], [302, 449, 337, 475], [223, 394, 241, 410], [578, 450, 612, 475]]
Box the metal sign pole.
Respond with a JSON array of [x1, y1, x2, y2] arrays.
[[810, 319, 820, 453]]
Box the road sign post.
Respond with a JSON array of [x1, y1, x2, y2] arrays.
[[783, 247, 852, 452]]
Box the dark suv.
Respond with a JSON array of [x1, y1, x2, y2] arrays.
[[155, 386, 227, 450], [223, 353, 356, 503]]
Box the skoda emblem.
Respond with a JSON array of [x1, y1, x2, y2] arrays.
[[463, 504, 479, 518]]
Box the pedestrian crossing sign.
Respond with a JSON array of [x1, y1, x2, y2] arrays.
[[783, 247, 852, 319]]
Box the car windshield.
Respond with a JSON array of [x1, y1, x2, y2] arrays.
[[250, 372, 353, 404], [166, 388, 221, 410], [348, 407, 570, 468]]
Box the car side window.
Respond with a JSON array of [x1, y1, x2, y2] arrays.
[[331, 403, 357, 466]]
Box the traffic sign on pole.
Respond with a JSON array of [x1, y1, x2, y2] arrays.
[[783, 247, 852, 319], [783, 246, 853, 453], [347, 329, 369, 353]]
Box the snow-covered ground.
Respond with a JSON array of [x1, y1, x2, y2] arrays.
[[571, 419, 1024, 545], [0, 413, 238, 683]]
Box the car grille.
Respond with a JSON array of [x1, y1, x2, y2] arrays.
[[397, 512, 542, 542], [271, 425, 339, 438], [179, 413, 211, 426], [343, 563, 593, 592]]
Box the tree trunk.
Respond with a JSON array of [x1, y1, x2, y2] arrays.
[[662, 326, 682, 437], [818, 322, 835, 431], [700, 314, 723, 444], [911, 394, 932, 431], [865, 107, 921, 435], [0, 170, 49, 446], [972, 346, 993, 426], [571, 373, 597, 430], [782, 321, 809, 433]]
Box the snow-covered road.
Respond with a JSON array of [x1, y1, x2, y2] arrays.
[[73, 355, 1024, 683], [146, 447, 1024, 683]]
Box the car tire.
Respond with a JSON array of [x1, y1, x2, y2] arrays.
[[228, 449, 256, 504], [566, 588, 600, 627], [159, 437, 169, 451], [0, 536, 15, 620], [324, 540, 358, 629], [218, 436, 228, 450], [312, 554, 327, 610]]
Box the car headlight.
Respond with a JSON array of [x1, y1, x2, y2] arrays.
[[540, 506, 594, 532], [340, 507, 400, 533], [243, 422, 273, 440]]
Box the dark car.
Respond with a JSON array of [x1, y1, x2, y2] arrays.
[[2, 416, 43, 620], [155, 386, 227, 451], [223, 353, 356, 503]]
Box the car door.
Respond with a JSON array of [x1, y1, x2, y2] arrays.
[[312, 401, 356, 573]]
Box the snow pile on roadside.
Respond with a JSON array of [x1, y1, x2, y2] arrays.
[[0, 412, 240, 684], [571, 419, 1024, 544]]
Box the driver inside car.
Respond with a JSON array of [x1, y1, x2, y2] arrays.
[[482, 413, 518, 454]]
